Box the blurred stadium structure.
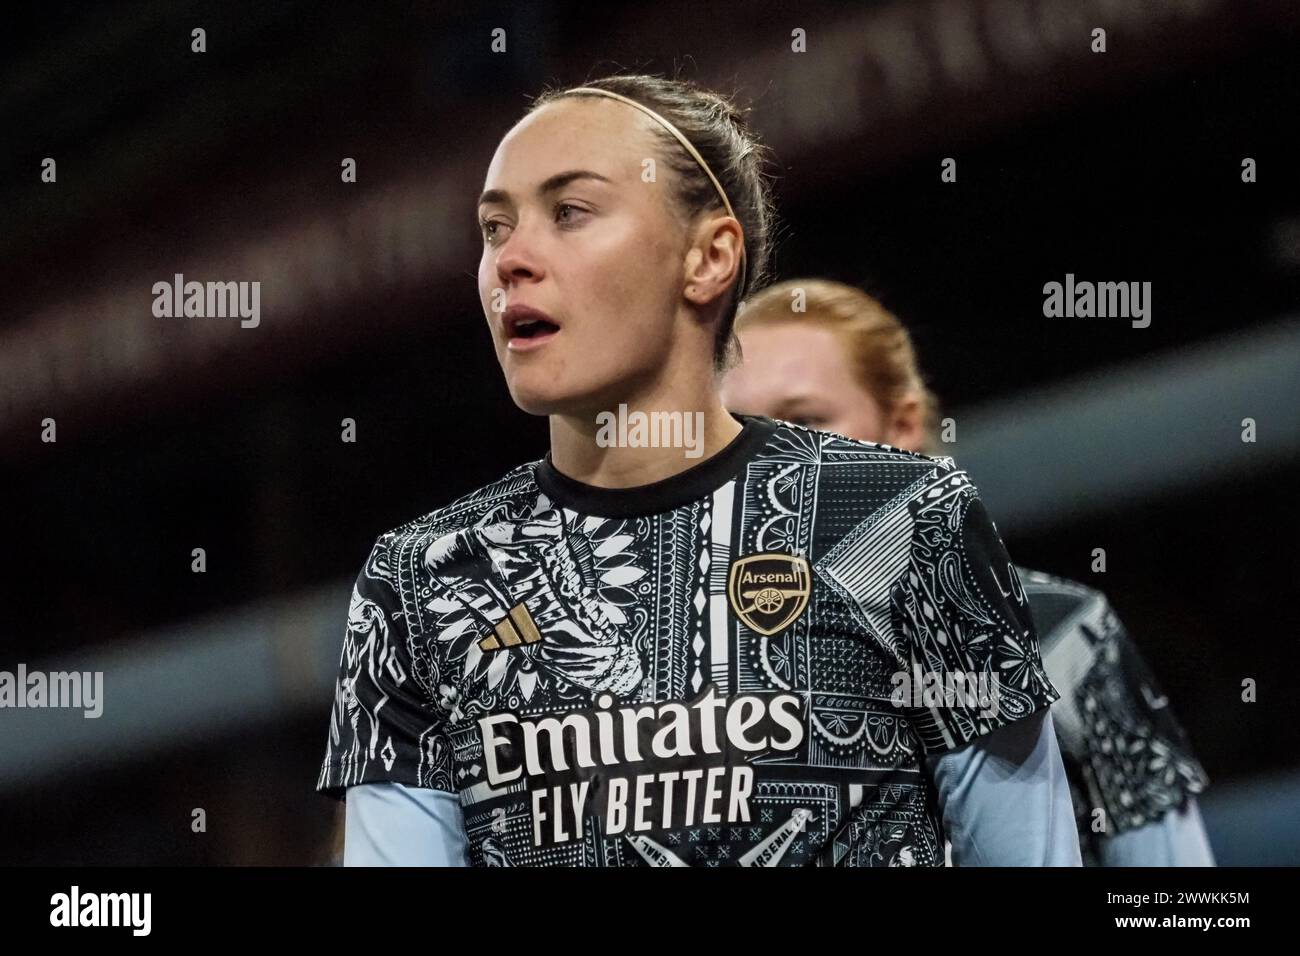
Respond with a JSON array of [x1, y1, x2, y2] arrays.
[[2, 0, 1298, 863]]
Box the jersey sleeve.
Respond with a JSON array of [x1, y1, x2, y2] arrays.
[[893, 461, 1060, 755], [316, 533, 457, 800], [1066, 598, 1211, 837], [1095, 798, 1215, 867], [924, 709, 1082, 865], [344, 782, 470, 866]]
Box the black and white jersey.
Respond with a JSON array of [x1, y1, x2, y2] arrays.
[[1018, 569, 1209, 864], [317, 415, 1059, 866]]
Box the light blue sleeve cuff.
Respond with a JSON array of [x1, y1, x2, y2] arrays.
[[925, 709, 1083, 866], [344, 781, 470, 867], [1098, 798, 1216, 866]]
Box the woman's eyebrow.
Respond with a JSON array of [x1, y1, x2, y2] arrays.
[[476, 169, 613, 209]]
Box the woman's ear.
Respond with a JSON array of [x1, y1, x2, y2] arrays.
[[683, 216, 743, 307], [885, 393, 926, 454]]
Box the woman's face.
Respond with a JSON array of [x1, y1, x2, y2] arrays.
[[721, 322, 892, 442], [476, 97, 695, 417]]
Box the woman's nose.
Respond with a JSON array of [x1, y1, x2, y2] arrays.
[[495, 217, 544, 283]]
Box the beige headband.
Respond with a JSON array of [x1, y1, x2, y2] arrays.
[[564, 86, 748, 296]]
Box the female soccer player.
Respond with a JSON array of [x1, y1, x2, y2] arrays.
[[721, 278, 1214, 865], [317, 75, 1080, 866]]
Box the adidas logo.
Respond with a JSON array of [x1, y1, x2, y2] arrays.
[[478, 603, 543, 651]]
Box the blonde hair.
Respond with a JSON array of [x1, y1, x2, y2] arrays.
[[737, 279, 941, 452]]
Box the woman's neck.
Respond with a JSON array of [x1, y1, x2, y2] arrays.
[[548, 383, 744, 490]]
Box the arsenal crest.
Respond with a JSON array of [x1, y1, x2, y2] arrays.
[[727, 553, 812, 635]]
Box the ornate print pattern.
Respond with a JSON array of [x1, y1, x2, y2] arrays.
[[1020, 569, 1209, 862], [319, 418, 1059, 866]]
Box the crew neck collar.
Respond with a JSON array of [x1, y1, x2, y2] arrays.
[[534, 414, 778, 518]]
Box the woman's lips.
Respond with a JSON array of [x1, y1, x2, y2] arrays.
[[502, 305, 561, 352], [506, 325, 559, 352]]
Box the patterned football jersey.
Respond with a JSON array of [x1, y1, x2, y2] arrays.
[[1018, 569, 1209, 864], [317, 415, 1059, 866]]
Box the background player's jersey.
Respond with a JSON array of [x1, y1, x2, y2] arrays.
[[1019, 569, 1210, 865], [317, 415, 1059, 866]]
